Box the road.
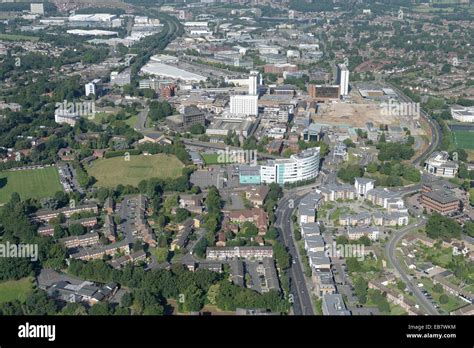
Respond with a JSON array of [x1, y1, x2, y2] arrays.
[[383, 179, 440, 314], [134, 105, 150, 132], [386, 82, 442, 166], [273, 152, 426, 315], [181, 138, 281, 160], [385, 220, 439, 315], [117, 195, 136, 245], [275, 191, 315, 315]]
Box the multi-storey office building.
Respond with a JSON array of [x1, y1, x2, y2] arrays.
[[260, 147, 320, 185]]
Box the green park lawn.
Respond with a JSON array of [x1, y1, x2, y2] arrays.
[[86, 154, 184, 188], [0, 277, 35, 304], [0, 166, 63, 205]]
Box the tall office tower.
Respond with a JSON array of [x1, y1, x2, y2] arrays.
[[248, 71, 259, 96], [85, 83, 96, 97], [230, 95, 259, 116], [337, 64, 349, 96], [85, 79, 101, 97]]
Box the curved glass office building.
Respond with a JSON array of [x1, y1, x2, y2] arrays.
[[260, 147, 320, 185]]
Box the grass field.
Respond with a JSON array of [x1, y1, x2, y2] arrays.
[[86, 154, 184, 188], [389, 304, 408, 315], [201, 153, 230, 165], [151, 247, 169, 263], [89, 113, 136, 127], [464, 284, 474, 295], [452, 130, 474, 150], [0, 167, 63, 205], [0, 34, 39, 42], [89, 112, 110, 124], [0, 277, 34, 304], [124, 115, 138, 128]]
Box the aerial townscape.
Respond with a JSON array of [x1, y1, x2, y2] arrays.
[[0, 0, 473, 321]]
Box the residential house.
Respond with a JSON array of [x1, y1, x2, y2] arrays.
[[245, 185, 270, 207], [227, 208, 269, 235], [206, 246, 273, 261], [59, 232, 100, 249]]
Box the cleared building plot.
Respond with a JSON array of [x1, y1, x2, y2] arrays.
[[313, 103, 403, 128]]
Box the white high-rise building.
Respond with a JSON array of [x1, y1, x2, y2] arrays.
[[337, 64, 349, 96], [248, 71, 259, 96], [230, 95, 258, 116], [85, 79, 100, 97], [85, 83, 96, 97]]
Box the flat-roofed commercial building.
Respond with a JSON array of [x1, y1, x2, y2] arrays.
[[322, 294, 351, 315], [308, 84, 340, 100], [424, 151, 458, 178], [264, 63, 298, 75], [206, 119, 254, 138], [421, 190, 460, 215], [451, 106, 474, 122], [68, 14, 119, 28], [182, 105, 205, 128], [239, 165, 261, 185]]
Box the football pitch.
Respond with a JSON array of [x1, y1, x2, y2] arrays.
[[452, 130, 474, 150], [86, 154, 184, 188], [0, 166, 63, 205]]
